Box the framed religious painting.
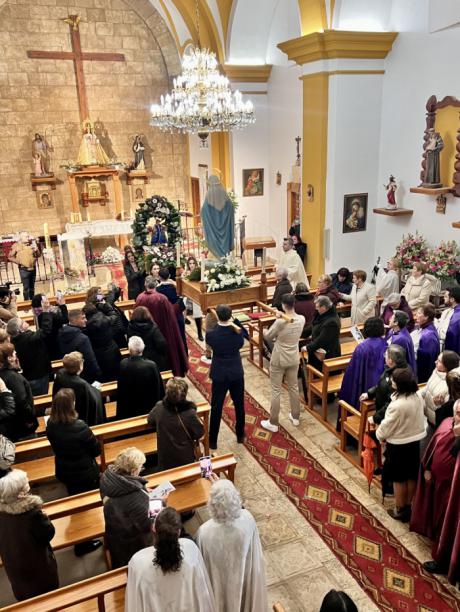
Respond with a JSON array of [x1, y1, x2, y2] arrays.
[[342, 193, 368, 233], [243, 168, 264, 197], [37, 190, 54, 209], [132, 185, 145, 202]]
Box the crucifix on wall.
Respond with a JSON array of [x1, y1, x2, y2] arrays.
[[27, 14, 125, 122]]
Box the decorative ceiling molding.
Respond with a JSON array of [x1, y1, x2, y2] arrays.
[[278, 29, 398, 65], [216, 0, 234, 45], [170, 0, 225, 62], [223, 64, 273, 82]]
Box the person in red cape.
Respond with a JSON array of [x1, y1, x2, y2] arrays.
[[135, 276, 188, 377], [410, 388, 460, 583]]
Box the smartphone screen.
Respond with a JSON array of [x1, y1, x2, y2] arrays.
[[148, 498, 163, 519], [56, 290, 62, 299], [96, 293, 104, 302], [199, 456, 212, 478]]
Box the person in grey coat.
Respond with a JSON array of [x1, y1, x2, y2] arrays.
[[148, 377, 204, 471], [99, 447, 153, 568]]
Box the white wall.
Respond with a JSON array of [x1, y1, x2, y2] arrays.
[[188, 134, 212, 181], [374, 26, 460, 263], [325, 73, 384, 274]]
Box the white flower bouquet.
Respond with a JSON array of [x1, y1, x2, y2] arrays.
[[100, 246, 123, 264], [205, 256, 250, 293]]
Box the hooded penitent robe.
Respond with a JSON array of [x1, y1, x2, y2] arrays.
[[125, 539, 216, 612], [387, 327, 417, 378], [412, 323, 439, 384], [339, 337, 387, 409], [135, 290, 188, 376], [196, 509, 268, 612], [201, 175, 235, 258], [279, 248, 310, 289], [444, 304, 460, 354]]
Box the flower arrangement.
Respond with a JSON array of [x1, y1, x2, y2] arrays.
[[394, 232, 428, 270], [228, 189, 239, 211], [100, 246, 123, 264], [426, 241, 459, 280], [205, 256, 250, 293], [143, 245, 181, 270]]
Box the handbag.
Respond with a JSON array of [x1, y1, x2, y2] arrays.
[[176, 408, 202, 460]]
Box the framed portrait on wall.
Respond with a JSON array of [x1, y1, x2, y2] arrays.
[[132, 185, 145, 201], [243, 168, 264, 197], [342, 193, 368, 233], [37, 190, 53, 209]]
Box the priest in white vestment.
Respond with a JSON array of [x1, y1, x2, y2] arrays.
[[125, 508, 216, 612], [196, 478, 268, 612], [278, 237, 310, 289], [375, 258, 400, 309]]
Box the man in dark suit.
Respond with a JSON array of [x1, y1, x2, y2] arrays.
[[206, 304, 247, 449], [116, 335, 165, 420]]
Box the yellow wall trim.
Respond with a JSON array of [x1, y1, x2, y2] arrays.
[[171, 0, 224, 62], [211, 132, 231, 189], [298, 0, 328, 36], [223, 64, 273, 83], [216, 0, 234, 47], [278, 30, 398, 65], [300, 69, 385, 80]]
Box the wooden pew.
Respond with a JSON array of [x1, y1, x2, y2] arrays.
[[16, 293, 89, 313], [14, 403, 211, 483], [305, 355, 351, 433], [51, 348, 130, 373], [337, 399, 376, 468]]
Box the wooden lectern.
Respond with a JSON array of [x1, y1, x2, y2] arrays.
[[242, 236, 276, 283]]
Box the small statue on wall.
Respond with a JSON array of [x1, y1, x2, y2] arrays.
[[384, 174, 398, 209], [132, 134, 146, 171], [421, 128, 444, 188], [32, 133, 51, 176]]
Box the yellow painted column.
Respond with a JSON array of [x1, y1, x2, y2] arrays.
[[301, 72, 329, 285], [211, 132, 231, 189], [297, 0, 328, 35]]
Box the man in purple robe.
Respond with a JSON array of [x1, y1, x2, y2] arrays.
[[136, 276, 188, 377], [387, 310, 417, 377], [412, 399, 460, 584], [381, 292, 415, 332], [339, 317, 387, 409], [444, 286, 460, 354], [411, 303, 440, 384]]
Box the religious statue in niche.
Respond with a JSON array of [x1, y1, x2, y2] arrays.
[[147, 217, 168, 245], [131, 135, 146, 171], [384, 175, 398, 209], [76, 119, 110, 166], [81, 179, 108, 207], [32, 133, 52, 176], [421, 128, 444, 188]]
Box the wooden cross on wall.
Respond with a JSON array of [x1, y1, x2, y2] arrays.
[[27, 15, 125, 123]]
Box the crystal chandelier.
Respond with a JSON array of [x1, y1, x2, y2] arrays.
[[150, 2, 255, 140]]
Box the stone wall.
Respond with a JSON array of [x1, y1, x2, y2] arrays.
[[0, 0, 188, 237]]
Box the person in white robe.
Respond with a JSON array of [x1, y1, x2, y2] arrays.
[[196, 478, 267, 612], [278, 237, 310, 289], [375, 258, 400, 310], [435, 290, 454, 350], [125, 507, 216, 612]]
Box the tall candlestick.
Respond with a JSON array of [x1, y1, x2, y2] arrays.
[[43, 223, 50, 249], [200, 253, 205, 280], [87, 210, 91, 222], [176, 241, 181, 267]]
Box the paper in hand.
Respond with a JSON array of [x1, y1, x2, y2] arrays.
[[149, 481, 176, 499]]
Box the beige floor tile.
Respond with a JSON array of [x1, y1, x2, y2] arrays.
[[266, 540, 324, 579], [267, 582, 304, 612]]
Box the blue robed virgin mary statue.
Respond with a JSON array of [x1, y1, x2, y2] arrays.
[[201, 175, 234, 258]]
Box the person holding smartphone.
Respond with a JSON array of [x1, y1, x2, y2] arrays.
[[8, 231, 40, 301]]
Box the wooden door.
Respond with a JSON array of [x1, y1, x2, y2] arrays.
[[190, 177, 200, 219]]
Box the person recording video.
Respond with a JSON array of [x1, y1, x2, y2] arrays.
[[8, 231, 40, 300], [0, 283, 19, 323]]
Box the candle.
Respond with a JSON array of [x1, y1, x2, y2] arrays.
[[200, 253, 205, 280], [176, 241, 180, 268], [87, 210, 91, 222], [43, 223, 51, 249]]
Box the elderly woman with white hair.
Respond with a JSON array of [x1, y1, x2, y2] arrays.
[[0, 468, 59, 600], [116, 335, 164, 420], [196, 478, 267, 612], [99, 446, 153, 568], [381, 292, 415, 332], [271, 266, 293, 311]]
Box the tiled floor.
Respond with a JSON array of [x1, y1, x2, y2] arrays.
[[1, 328, 459, 610]]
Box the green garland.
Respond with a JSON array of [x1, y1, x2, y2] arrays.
[[131, 195, 181, 265]]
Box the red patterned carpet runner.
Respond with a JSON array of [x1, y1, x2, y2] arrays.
[[187, 337, 460, 611]]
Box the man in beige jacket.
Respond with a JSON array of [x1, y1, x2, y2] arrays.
[[261, 294, 304, 432]]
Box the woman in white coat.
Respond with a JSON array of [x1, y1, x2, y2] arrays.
[[401, 262, 435, 311], [126, 507, 215, 612], [196, 478, 268, 612], [376, 258, 400, 309]]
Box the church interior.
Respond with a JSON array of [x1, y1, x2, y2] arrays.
[[0, 0, 460, 610]]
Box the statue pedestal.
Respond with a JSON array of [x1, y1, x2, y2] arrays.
[[176, 277, 268, 312], [67, 167, 124, 218]]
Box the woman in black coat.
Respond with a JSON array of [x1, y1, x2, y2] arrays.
[[32, 293, 69, 360], [0, 376, 16, 438], [52, 351, 105, 425], [148, 378, 204, 471], [83, 303, 121, 382], [127, 306, 171, 372], [99, 447, 152, 568], [0, 343, 37, 441], [0, 468, 58, 601], [123, 247, 145, 300], [46, 388, 102, 556]]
